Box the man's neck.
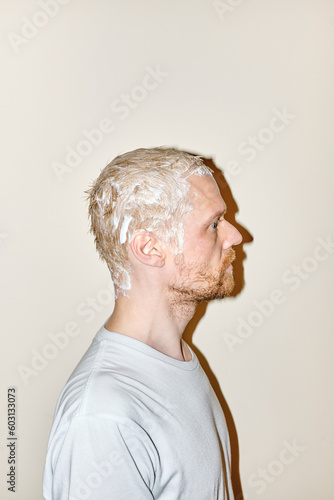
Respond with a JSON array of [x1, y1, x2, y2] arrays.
[[104, 286, 195, 361]]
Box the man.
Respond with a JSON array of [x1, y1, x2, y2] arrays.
[[43, 147, 243, 499]]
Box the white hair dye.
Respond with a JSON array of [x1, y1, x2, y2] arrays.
[[113, 214, 120, 229], [119, 214, 132, 244]]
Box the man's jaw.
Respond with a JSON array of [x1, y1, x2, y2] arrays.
[[168, 253, 237, 318]]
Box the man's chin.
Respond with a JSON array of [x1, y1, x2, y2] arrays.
[[220, 272, 235, 297], [200, 275, 235, 302]]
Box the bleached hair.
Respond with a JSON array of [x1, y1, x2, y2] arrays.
[[86, 147, 212, 293]]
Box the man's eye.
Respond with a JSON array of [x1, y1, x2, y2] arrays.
[[211, 220, 219, 230]]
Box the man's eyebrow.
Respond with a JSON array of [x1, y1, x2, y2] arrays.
[[204, 204, 227, 224]]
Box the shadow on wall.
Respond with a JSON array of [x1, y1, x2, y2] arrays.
[[183, 154, 253, 500]]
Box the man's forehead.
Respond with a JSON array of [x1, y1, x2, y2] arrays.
[[187, 174, 226, 214]]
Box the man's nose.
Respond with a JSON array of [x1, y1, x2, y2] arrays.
[[222, 221, 243, 250]]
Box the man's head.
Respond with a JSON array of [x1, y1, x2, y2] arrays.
[[86, 147, 212, 293]]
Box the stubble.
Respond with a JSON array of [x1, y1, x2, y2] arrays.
[[168, 249, 236, 319]]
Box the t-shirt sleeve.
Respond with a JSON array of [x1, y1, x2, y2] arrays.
[[46, 414, 156, 500]]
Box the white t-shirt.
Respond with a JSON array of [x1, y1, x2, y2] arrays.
[[43, 325, 234, 499]]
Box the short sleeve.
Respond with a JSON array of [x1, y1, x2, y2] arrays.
[[44, 414, 157, 500]]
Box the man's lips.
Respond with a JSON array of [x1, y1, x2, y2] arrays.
[[224, 250, 236, 270]]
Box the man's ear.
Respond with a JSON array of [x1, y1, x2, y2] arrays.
[[129, 231, 166, 268]]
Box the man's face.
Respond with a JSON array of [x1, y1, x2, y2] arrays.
[[168, 174, 242, 304]]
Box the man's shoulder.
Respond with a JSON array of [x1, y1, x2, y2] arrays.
[[55, 337, 143, 426]]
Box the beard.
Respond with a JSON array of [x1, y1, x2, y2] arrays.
[[168, 249, 236, 308]]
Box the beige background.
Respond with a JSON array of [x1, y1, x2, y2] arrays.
[[1, 0, 334, 499]]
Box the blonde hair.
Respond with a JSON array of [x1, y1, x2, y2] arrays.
[[86, 147, 212, 292]]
